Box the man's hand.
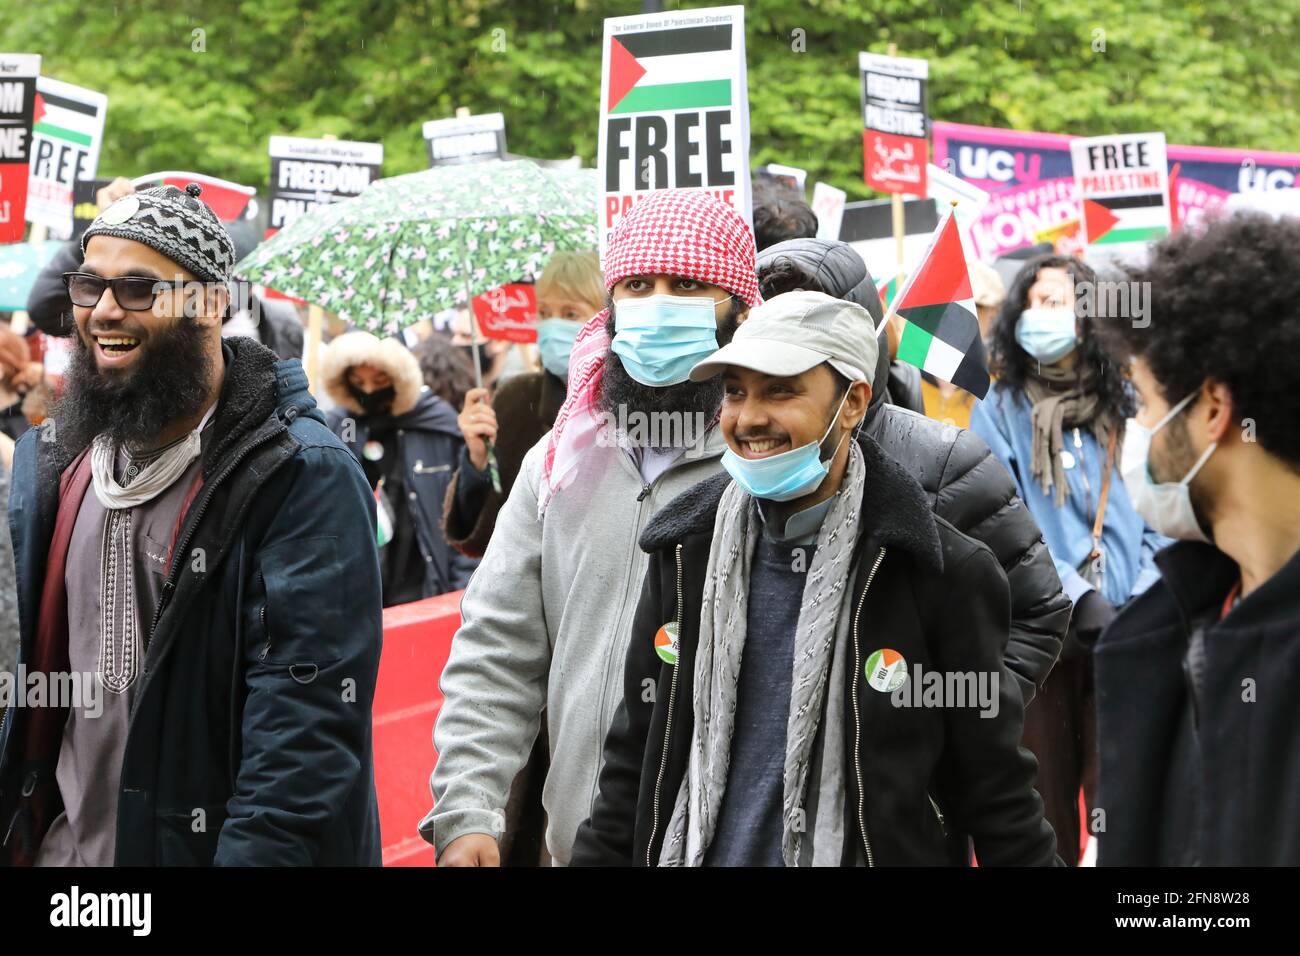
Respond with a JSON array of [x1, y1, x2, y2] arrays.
[[458, 387, 498, 472], [439, 832, 500, 867], [95, 176, 135, 210]]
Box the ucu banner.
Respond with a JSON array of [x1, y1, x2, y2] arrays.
[[933, 121, 1300, 261]]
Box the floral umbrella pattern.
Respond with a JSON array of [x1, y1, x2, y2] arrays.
[[235, 161, 599, 336]]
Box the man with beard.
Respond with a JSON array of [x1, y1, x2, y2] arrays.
[[421, 190, 758, 866], [1093, 212, 1300, 865], [0, 183, 383, 866]]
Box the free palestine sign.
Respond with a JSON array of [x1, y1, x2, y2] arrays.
[[597, 4, 752, 254], [26, 76, 108, 238], [1070, 131, 1172, 259]]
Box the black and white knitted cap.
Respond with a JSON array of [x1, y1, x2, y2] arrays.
[[81, 183, 236, 284]]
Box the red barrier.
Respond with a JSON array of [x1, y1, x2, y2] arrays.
[[374, 591, 463, 867]]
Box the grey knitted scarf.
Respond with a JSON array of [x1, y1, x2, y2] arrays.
[[659, 441, 867, 866]]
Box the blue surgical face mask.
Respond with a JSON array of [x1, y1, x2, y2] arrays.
[[721, 389, 852, 502], [537, 318, 585, 381], [1015, 306, 1078, 364], [610, 293, 727, 387]]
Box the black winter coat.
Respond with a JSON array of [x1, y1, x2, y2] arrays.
[[865, 405, 1072, 706], [1095, 540, 1300, 865], [757, 237, 1070, 705], [329, 392, 478, 598], [1, 337, 383, 865], [571, 433, 1058, 867]]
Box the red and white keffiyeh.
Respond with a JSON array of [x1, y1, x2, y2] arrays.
[[538, 190, 761, 515]]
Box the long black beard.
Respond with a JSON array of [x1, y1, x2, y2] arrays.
[[51, 317, 215, 454], [596, 299, 740, 422]]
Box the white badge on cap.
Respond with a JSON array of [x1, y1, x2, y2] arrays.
[[100, 195, 140, 225]]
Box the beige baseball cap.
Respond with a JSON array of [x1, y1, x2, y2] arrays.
[[688, 290, 878, 384]]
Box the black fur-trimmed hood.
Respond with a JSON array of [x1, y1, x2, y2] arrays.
[[638, 431, 944, 573]]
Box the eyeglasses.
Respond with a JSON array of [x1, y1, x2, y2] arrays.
[[62, 271, 199, 312]]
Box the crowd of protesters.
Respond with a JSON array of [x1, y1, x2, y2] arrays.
[[0, 166, 1296, 869]]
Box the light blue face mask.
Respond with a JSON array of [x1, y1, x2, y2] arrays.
[[1015, 307, 1079, 364], [610, 293, 726, 387], [721, 389, 851, 502], [536, 318, 585, 381]]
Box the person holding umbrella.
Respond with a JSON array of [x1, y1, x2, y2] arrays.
[[420, 190, 758, 867]]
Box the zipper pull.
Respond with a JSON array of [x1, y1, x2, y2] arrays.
[[637, 483, 651, 502]]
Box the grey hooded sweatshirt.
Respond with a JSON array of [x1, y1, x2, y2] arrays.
[[420, 425, 726, 864]]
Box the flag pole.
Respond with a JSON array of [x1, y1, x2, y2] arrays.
[[460, 265, 503, 494], [886, 42, 906, 355]]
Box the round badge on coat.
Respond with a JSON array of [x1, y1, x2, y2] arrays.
[[363, 440, 385, 461], [654, 622, 680, 666], [1060, 450, 1076, 470], [100, 194, 140, 225], [865, 648, 908, 692]]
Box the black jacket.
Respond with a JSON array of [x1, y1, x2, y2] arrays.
[[865, 405, 1071, 706], [758, 237, 1070, 705], [1095, 540, 1300, 865], [329, 391, 477, 598], [571, 434, 1058, 867], [1, 337, 383, 865]]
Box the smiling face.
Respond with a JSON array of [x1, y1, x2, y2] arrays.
[[721, 362, 868, 461], [74, 235, 225, 378]]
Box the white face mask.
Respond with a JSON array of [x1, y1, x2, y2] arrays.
[[1120, 390, 1217, 542]]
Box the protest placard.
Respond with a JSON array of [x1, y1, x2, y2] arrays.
[[1071, 131, 1171, 258], [471, 282, 537, 343], [760, 162, 806, 194], [26, 76, 107, 238], [811, 181, 846, 241], [131, 170, 258, 222], [860, 51, 928, 196], [933, 121, 1300, 261], [597, 4, 751, 253], [267, 135, 383, 234], [423, 112, 506, 167], [0, 54, 40, 243]]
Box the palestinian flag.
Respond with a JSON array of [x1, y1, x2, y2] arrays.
[[33, 91, 99, 151], [607, 23, 734, 114], [890, 211, 990, 399], [876, 274, 900, 312], [1081, 195, 1169, 246], [131, 170, 256, 222]]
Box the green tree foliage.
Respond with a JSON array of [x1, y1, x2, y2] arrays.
[[6, 0, 1296, 200]]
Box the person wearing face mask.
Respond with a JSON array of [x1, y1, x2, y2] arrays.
[[322, 331, 477, 606], [442, 250, 603, 561], [1090, 213, 1300, 865], [421, 190, 758, 868], [437, 250, 603, 866], [572, 291, 1057, 867], [969, 254, 1167, 866]]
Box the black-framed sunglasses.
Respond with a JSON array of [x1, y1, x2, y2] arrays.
[[61, 271, 203, 312]]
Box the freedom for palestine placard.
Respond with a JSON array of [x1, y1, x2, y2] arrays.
[[597, 4, 752, 255]]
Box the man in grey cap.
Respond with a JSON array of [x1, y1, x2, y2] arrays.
[[1, 184, 383, 866], [572, 290, 1056, 866]]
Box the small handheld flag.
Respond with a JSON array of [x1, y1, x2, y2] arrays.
[[375, 480, 393, 548], [885, 208, 990, 400]]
